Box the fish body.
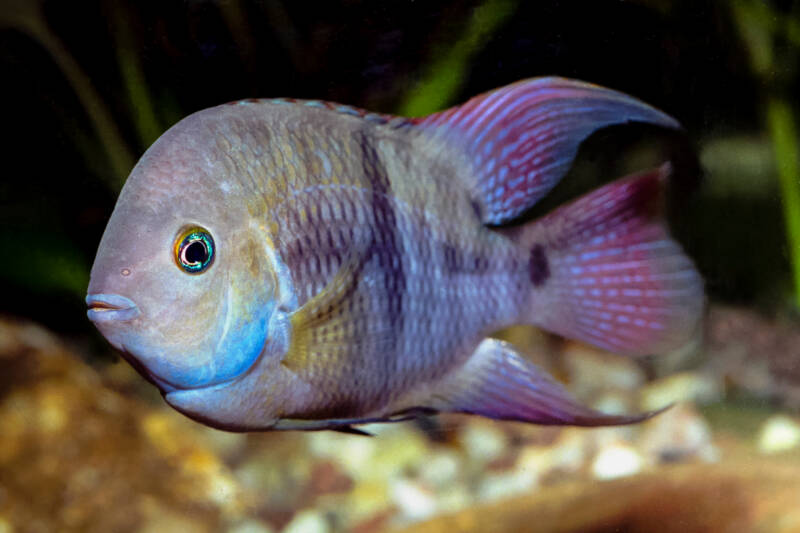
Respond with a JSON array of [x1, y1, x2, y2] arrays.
[[87, 78, 703, 432]]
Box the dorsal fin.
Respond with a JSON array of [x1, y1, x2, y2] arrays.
[[228, 97, 414, 128], [416, 77, 681, 225]]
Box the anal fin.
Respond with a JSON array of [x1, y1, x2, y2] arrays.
[[430, 338, 662, 426]]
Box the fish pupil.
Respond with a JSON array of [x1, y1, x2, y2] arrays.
[[184, 240, 207, 265]]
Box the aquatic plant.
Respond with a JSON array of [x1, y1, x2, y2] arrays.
[[732, 0, 800, 310], [398, 0, 517, 117]]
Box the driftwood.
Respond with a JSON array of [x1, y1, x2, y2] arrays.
[[397, 459, 800, 533]]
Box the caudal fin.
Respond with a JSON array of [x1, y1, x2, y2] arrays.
[[416, 77, 680, 225], [505, 165, 704, 356]]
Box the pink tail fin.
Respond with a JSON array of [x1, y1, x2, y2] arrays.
[[416, 77, 680, 225], [506, 164, 704, 356]]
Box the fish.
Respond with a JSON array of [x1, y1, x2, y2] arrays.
[[86, 77, 704, 433]]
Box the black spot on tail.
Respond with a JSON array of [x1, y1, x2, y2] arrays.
[[529, 244, 550, 286]]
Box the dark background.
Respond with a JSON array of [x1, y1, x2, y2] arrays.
[[1, 0, 798, 340]]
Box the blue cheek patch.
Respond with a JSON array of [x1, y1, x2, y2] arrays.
[[120, 301, 273, 391], [210, 309, 271, 385]]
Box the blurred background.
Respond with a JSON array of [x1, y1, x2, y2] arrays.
[[1, 1, 800, 532]]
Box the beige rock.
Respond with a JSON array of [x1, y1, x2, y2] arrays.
[[591, 442, 644, 480], [758, 415, 800, 454], [640, 372, 722, 412]]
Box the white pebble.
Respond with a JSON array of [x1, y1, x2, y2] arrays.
[[390, 478, 437, 522], [227, 519, 275, 533], [282, 510, 329, 533], [640, 404, 718, 463], [592, 443, 643, 480], [640, 372, 721, 412], [758, 415, 800, 454], [418, 450, 461, 488], [458, 421, 508, 464], [476, 469, 538, 502]]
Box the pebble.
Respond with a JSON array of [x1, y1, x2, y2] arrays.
[[757, 415, 800, 454], [434, 485, 472, 514], [389, 478, 437, 522], [282, 509, 330, 533], [517, 429, 586, 476], [476, 469, 537, 502], [640, 372, 722, 412], [308, 425, 428, 482], [227, 519, 275, 533], [564, 343, 645, 394], [592, 443, 644, 480], [341, 480, 392, 524], [417, 450, 462, 488], [640, 404, 718, 463], [458, 420, 508, 465]]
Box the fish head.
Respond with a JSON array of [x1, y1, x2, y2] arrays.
[[87, 109, 279, 393]]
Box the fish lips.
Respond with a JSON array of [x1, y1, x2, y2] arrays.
[[86, 293, 140, 322]]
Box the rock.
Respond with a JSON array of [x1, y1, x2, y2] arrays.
[[432, 485, 471, 515], [396, 460, 800, 533], [339, 479, 392, 527], [416, 449, 462, 489], [639, 404, 718, 463], [476, 469, 538, 503], [389, 478, 437, 522], [591, 442, 644, 480], [706, 306, 800, 408], [457, 419, 508, 466], [281, 509, 330, 533], [227, 519, 276, 533], [307, 423, 428, 487], [515, 428, 587, 482], [757, 415, 800, 454], [0, 319, 250, 532], [639, 372, 722, 412], [563, 342, 645, 396]]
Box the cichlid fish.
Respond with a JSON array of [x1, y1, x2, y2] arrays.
[[86, 77, 703, 433]]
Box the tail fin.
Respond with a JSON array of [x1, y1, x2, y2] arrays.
[[504, 164, 704, 356], [416, 77, 681, 225]]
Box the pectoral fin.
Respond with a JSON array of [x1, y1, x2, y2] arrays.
[[283, 250, 369, 371], [429, 338, 664, 426]]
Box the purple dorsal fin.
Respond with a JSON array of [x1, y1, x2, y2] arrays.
[[416, 77, 681, 225]]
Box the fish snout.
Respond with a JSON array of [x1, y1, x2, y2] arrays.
[[86, 293, 140, 322]]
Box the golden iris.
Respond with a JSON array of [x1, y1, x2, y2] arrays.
[[175, 227, 215, 273]]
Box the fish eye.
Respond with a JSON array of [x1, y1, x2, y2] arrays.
[[175, 227, 215, 274]]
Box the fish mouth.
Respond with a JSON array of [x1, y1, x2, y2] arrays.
[[86, 293, 140, 322]]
